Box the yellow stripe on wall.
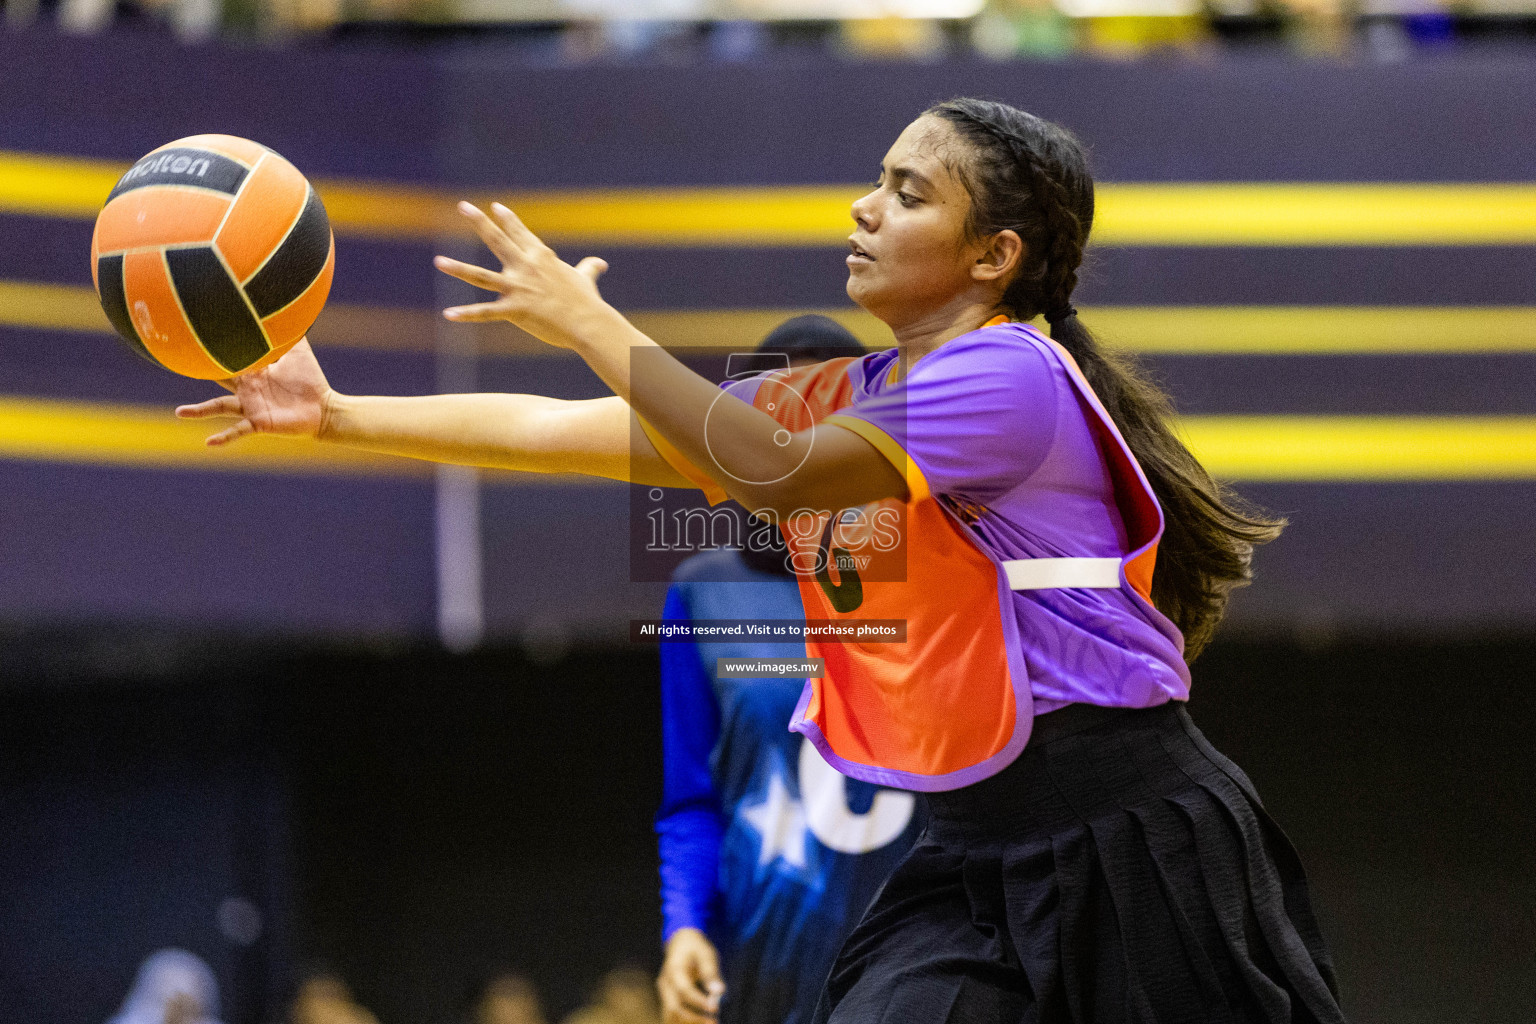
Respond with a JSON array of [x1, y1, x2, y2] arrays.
[[0, 150, 858, 243], [5, 279, 1534, 357], [6, 150, 1536, 246], [1, 396, 1534, 482], [0, 395, 429, 477], [1182, 415, 1536, 481], [1095, 184, 1536, 246], [0, 151, 124, 219], [0, 279, 106, 333], [1083, 306, 1536, 355]]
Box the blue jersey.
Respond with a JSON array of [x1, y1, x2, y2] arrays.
[[657, 549, 923, 1024]]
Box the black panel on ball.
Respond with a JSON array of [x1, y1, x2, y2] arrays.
[[165, 246, 271, 374], [245, 186, 332, 318], [105, 149, 250, 203], [95, 254, 165, 369]]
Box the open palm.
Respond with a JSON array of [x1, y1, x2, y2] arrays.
[[175, 338, 332, 446]]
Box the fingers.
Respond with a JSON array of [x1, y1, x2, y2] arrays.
[[657, 972, 716, 1024], [205, 419, 255, 447], [488, 201, 542, 251], [661, 1000, 714, 1024], [433, 255, 506, 292], [656, 936, 723, 1024], [176, 395, 244, 420], [689, 941, 723, 991], [442, 300, 510, 323], [673, 990, 717, 1022], [457, 201, 522, 265], [575, 256, 609, 283], [673, 952, 722, 1019]]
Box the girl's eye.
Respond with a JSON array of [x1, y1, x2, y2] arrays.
[[896, 191, 917, 208]]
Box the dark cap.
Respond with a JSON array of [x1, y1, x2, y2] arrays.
[[757, 314, 864, 362]]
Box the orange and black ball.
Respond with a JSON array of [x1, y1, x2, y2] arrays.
[[91, 134, 334, 380]]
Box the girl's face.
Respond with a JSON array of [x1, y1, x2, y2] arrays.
[[846, 116, 999, 328]]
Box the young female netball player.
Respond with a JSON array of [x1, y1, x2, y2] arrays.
[[180, 98, 1347, 1023]]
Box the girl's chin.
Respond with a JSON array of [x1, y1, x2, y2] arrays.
[[845, 275, 879, 306], [847, 273, 898, 307]]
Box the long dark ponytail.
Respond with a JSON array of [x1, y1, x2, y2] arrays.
[[928, 97, 1283, 660]]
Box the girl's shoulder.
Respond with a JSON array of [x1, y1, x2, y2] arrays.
[[906, 320, 1060, 387], [963, 319, 1056, 356]]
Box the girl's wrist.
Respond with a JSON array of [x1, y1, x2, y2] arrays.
[[564, 302, 656, 363], [316, 389, 346, 442]]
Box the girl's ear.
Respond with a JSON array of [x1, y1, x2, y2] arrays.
[[971, 229, 1024, 284]]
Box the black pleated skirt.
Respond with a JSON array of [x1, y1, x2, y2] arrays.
[[813, 702, 1346, 1024]]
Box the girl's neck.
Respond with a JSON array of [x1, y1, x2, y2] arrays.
[[888, 297, 1005, 380]]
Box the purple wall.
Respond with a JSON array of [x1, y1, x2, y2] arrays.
[[2, 26, 1533, 640]]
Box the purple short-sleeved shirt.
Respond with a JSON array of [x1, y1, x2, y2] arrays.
[[825, 322, 1190, 712]]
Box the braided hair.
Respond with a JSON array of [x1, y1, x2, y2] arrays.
[[927, 97, 1284, 660]]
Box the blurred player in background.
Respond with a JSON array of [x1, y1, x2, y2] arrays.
[[288, 972, 381, 1024], [561, 968, 662, 1024], [107, 949, 223, 1024], [655, 318, 923, 1024], [462, 968, 548, 1024]]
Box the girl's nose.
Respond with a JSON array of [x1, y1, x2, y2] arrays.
[[851, 189, 878, 232]]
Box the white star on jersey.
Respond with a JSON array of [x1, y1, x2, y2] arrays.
[[739, 769, 808, 870]]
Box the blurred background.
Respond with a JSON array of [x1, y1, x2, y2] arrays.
[[2, 4, 1535, 1024]]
